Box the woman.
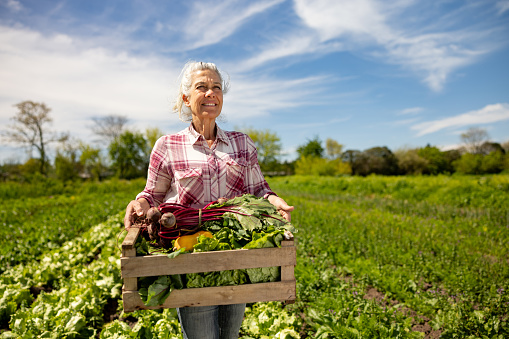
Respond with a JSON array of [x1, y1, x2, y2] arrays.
[[124, 61, 294, 339]]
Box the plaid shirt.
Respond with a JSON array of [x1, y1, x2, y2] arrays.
[[136, 124, 275, 208]]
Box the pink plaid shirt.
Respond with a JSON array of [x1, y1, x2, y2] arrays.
[[136, 124, 275, 208]]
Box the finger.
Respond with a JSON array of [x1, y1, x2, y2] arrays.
[[283, 211, 291, 222], [124, 201, 137, 229], [277, 198, 294, 211], [133, 201, 145, 216], [124, 212, 132, 229], [278, 209, 292, 222]]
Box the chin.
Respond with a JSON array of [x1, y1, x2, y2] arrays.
[[202, 111, 221, 118]]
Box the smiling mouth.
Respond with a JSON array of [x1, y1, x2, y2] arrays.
[[202, 103, 217, 106]]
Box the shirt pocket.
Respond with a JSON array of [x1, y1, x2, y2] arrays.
[[226, 157, 247, 197], [174, 167, 204, 206]]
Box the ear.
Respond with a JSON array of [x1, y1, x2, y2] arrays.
[[183, 94, 190, 107]]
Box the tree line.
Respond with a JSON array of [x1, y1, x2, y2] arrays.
[[1, 101, 508, 182]]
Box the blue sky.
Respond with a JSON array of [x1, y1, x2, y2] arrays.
[[1, 0, 508, 163]]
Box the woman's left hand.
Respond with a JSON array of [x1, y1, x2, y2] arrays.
[[267, 195, 294, 222]]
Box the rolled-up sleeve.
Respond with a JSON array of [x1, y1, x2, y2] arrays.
[[243, 136, 276, 198], [136, 136, 173, 207]]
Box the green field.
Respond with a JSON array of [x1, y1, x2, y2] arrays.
[[1, 174, 508, 338]]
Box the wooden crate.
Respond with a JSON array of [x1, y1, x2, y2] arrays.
[[121, 227, 297, 312]]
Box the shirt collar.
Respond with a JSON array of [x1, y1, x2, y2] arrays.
[[215, 125, 229, 146], [186, 123, 229, 146]]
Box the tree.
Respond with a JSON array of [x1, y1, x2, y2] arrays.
[[90, 114, 128, 143], [395, 148, 428, 175], [480, 151, 505, 174], [294, 155, 351, 176], [295, 156, 333, 176], [79, 143, 106, 180], [54, 138, 82, 182], [297, 136, 324, 159], [417, 145, 450, 175], [454, 153, 482, 174], [341, 147, 398, 176], [0, 161, 22, 181], [479, 141, 505, 155], [501, 140, 509, 153], [460, 127, 489, 154], [325, 138, 343, 159], [341, 150, 362, 175], [20, 158, 43, 178], [2, 101, 68, 175], [360, 146, 399, 176], [109, 130, 149, 179], [241, 127, 283, 172], [145, 127, 165, 150]]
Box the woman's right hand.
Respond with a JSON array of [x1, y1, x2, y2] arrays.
[[124, 198, 150, 229]]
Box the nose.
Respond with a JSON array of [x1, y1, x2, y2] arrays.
[[205, 88, 215, 97]]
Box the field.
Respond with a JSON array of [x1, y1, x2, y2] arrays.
[[1, 174, 508, 338]]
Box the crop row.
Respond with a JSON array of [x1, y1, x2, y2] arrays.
[[0, 178, 145, 272], [268, 175, 508, 337], [0, 213, 127, 334], [1, 175, 507, 338], [274, 174, 509, 210], [1, 212, 301, 338]]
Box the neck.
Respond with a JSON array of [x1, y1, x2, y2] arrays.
[[192, 117, 216, 144]]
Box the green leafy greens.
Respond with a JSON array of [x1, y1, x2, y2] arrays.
[[136, 194, 296, 306]]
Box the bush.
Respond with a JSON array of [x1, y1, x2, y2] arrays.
[[295, 156, 351, 176]]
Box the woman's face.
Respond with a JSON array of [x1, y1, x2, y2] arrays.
[[184, 69, 223, 121]]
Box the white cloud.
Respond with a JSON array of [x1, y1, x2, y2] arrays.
[[294, 0, 391, 42], [183, 0, 284, 50], [438, 143, 462, 151], [233, 31, 344, 71], [0, 23, 332, 152], [382, 31, 489, 91], [5, 0, 23, 12], [411, 103, 509, 136], [496, 0, 509, 14], [247, 0, 499, 91], [399, 107, 424, 115], [223, 74, 329, 122], [0, 25, 183, 142]]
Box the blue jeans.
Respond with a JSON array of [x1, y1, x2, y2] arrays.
[[177, 303, 246, 339]]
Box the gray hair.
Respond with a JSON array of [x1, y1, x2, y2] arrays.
[[173, 61, 230, 122]]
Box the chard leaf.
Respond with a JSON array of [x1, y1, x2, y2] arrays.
[[167, 248, 186, 258], [243, 230, 284, 249], [145, 276, 172, 306], [223, 211, 262, 231]]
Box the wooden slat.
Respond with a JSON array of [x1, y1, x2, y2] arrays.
[[280, 239, 295, 282], [121, 246, 296, 278], [121, 231, 297, 311], [122, 227, 141, 257], [123, 277, 138, 291], [122, 281, 296, 312]]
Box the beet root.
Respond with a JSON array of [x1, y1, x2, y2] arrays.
[[147, 222, 160, 240], [160, 212, 176, 229], [146, 207, 162, 223]]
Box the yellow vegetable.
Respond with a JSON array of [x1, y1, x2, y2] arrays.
[[174, 230, 213, 251]]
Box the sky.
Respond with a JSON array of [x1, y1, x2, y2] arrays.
[[1, 0, 508, 163]]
